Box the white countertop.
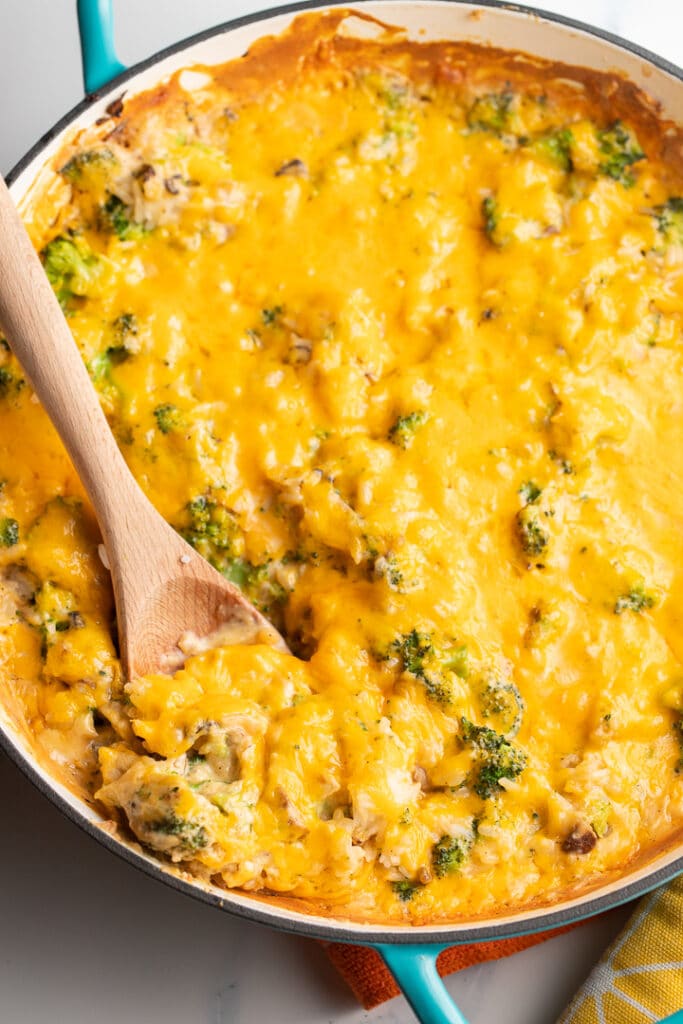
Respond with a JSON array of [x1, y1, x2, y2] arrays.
[[0, 3, 680, 1022]]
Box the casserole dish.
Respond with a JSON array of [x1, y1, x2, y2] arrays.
[[2, 2, 683, 1021]]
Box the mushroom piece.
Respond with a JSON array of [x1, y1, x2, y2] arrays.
[[561, 822, 597, 854]]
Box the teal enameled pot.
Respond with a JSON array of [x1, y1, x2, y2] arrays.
[[2, 3, 683, 1021]]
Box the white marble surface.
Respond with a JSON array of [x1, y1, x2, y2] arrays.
[[0, 2, 680, 1022]]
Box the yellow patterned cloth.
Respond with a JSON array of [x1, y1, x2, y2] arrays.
[[558, 878, 683, 1024]]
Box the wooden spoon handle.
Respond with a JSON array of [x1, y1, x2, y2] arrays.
[[0, 175, 142, 542]]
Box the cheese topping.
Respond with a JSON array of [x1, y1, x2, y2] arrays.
[[2, 10, 683, 922]]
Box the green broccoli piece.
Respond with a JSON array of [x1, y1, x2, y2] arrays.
[[89, 348, 129, 387], [225, 558, 286, 615], [104, 346, 132, 367], [112, 312, 138, 344], [180, 496, 285, 615], [482, 195, 500, 244], [518, 480, 542, 505], [390, 631, 468, 706], [154, 403, 182, 434], [467, 91, 514, 133], [597, 122, 644, 186], [614, 585, 656, 615], [370, 552, 404, 590], [42, 235, 101, 311], [479, 678, 524, 738], [460, 717, 527, 799], [516, 482, 551, 558], [391, 629, 434, 679], [94, 313, 140, 370], [442, 644, 468, 679], [388, 411, 429, 449], [548, 450, 574, 475], [516, 506, 549, 557], [654, 197, 683, 246], [99, 193, 147, 240], [261, 305, 284, 326], [0, 518, 19, 547], [60, 147, 116, 184], [391, 879, 420, 902], [0, 367, 24, 399], [530, 129, 573, 171], [182, 496, 237, 562], [149, 814, 208, 853], [432, 834, 473, 877]]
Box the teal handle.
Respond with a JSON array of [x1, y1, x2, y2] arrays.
[[376, 944, 469, 1024], [659, 1014, 683, 1023], [77, 0, 126, 93]]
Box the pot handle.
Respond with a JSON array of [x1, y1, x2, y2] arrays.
[[375, 943, 470, 1024], [77, 0, 126, 94]]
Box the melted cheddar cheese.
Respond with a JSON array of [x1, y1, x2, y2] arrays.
[[3, 10, 683, 922]]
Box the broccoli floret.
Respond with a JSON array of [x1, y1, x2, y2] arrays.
[[149, 813, 208, 853], [0, 518, 19, 547], [225, 558, 286, 613], [518, 480, 542, 505], [548, 450, 574, 475], [516, 482, 550, 558], [370, 552, 404, 590], [614, 585, 656, 615], [654, 197, 683, 246], [516, 506, 549, 557], [105, 346, 132, 367], [113, 312, 138, 344], [60, 147, 116, 184], [390, 631, 468, 706], [391, 879, 420, 902], [391, 629, 434, 679], [531, 128, 573, 171], [0, 367, 24, 399], [432, 834, 473, 877], [94, 313, 139, 370], [99, 194, 147, 240], [442, 644, 468, 678], [482, 195, 500, 244], [467, 91, 514, 133], [460, 717, 527, 799], [154, 403, 182, 434], [88, 346, 131, 387], [479, 678, 524, 738], [42, 235, 101, 311], [180, 496, 285, 616], [261, 305, 284, 326], [182, 496, 237, 561], [388, 411, 429, 449], [597, 122, 644, 186]]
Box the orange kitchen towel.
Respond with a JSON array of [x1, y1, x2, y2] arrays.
[[324, 923, 582, 1010]]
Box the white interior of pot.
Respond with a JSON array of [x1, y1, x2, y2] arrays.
[[5, 0, 683, 939]]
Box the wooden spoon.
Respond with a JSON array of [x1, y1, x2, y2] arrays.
[[0, 175, 285, 679]]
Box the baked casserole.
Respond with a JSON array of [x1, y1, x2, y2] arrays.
[[2, 9, 683, 923]]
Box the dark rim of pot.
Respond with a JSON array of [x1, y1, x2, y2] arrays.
[[3, 0, 683, 943]]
